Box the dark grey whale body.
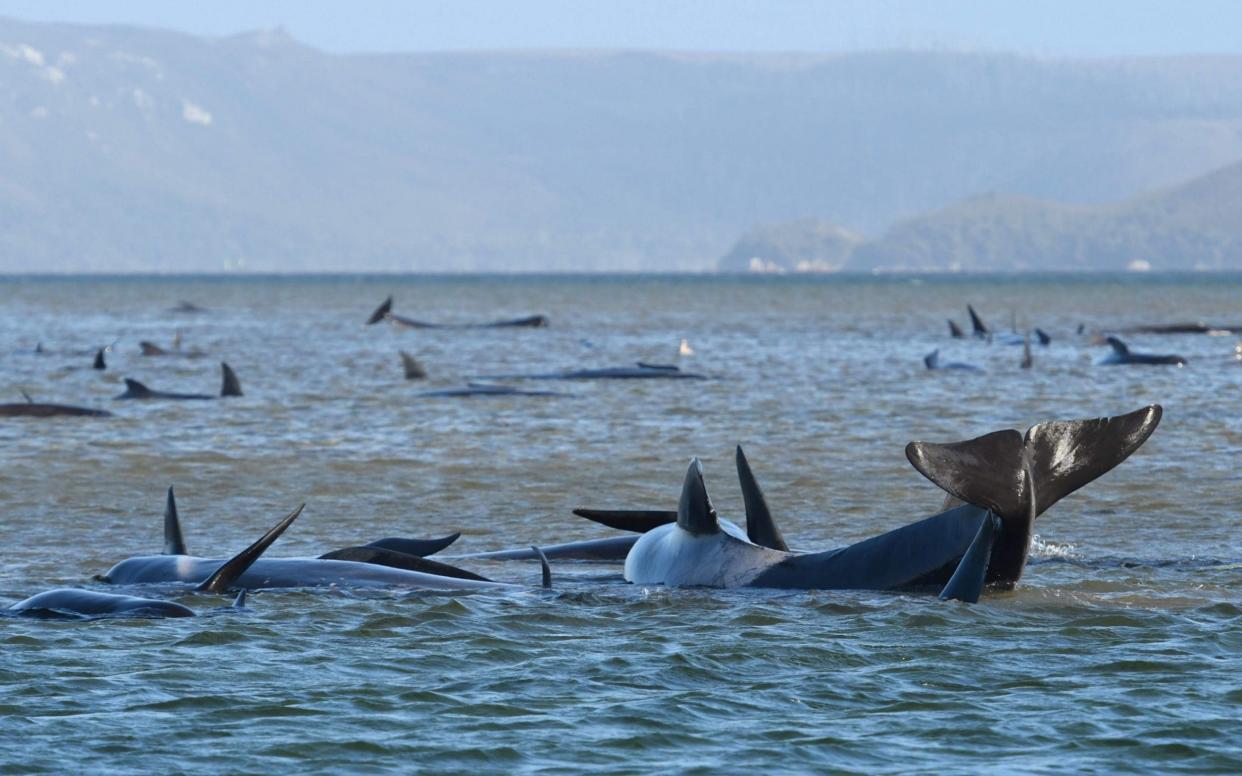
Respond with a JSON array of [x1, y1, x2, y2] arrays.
[[98, 487, 546, 592], [557, 406, 1160, 602], [116, 362, 243, 399], [923, 350, 981, 371], [8, 503, 303, 619], [367, 296, 548, 329], [475, 363, 707, 381], [417, 382, 569, 398], [0, 400, 112, 418], [1098, 337, 1187, 366]]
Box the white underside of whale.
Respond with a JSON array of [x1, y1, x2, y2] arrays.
[[623, 519, 788, 588]]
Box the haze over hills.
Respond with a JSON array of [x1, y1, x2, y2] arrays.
[[4, 15, 1242, 272], [721, 160, 1242, 272]]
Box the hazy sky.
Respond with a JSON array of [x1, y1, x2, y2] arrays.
[[0, 0, 1237, 56]]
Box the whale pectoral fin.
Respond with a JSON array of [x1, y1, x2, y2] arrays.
[[366, 533, 461, 557], [366, 295, 393, 325], [197, 503, 304, 593], [532, 546, 552, 589], [571, 509, 677, 533], [1023, 405, 1162, 517], [939, 512, 1001, 603], [163, 486, 188, 555], [220, 362, 243, 397], [735, 446, 788, 551], [321, 546, 492, 582], [906, 429, 1027, 521], [677, 458, 719, 536]]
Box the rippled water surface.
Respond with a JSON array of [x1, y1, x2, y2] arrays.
[[1, 274, 1241, 773]]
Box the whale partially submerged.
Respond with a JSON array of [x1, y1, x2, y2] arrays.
[[562, 406, 1161, 602], [8, 503, 303, 619], [116, 362, 243, 400], [366, 296, 549, 329], [417, 382, 570, 398], [474, 363, 707, 381], [0, 393, 112, 418], [1098, 337, 1187, 366], [98, 487, 549, 592], [923, 350, 981, 371]]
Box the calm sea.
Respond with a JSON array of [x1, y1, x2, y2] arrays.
[[1, 274, 1240, 774]]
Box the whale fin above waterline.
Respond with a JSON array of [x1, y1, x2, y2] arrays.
[[366, 296, 393, 325], [1107, 336, 1131, 356], [319, 546, 491, 581], [571, 509, 677, 533], [532, 546, 552, 589], [119, 378, 154, 399], [938, 512, 1001, 603], [164, 486, 187, 555], [220, 363, 243, 397], [400, 351, 428, 380], [735, 446, 788, 552], [677, 458, 719, 536], [365, 533, 461, 557], [93, 348, 106, 370], [197, 503, 304, 593]]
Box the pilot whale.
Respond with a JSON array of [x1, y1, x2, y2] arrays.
[[367, 296, 549, 329], [923, 350, 981, 371], [116, 362, 243, 400], [7, 503, 302, 619], [570, 406, 1160, 601], [474, 363, 707, 381], [1098, 337, 1187, 366], [98, 488, 550, 592], [0, 393, 112, 418]]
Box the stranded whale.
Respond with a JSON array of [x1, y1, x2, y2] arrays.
[[1097, 337, 1187, 366], [564, 406, 1160, 602], [116, 362, 243, 400], [7, 503, 303, 619], [0, 392, 112, 418], [474, 363, 707, 381], [367, 296, 549, 329]]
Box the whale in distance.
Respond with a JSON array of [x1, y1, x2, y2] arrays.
[[1097, 337, 1187, 366], [116, 362, 243, 400]]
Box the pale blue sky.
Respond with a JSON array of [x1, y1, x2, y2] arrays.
[[0, 0, 1237, 56]]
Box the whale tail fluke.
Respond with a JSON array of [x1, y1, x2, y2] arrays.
[[905, 405, 1162, 585], [197, 503, 304, 593], [366, 296, 393, 325], [164, 486, 187, 555], [319, 546, 492, 581], [735, 446, 789, 552], [677, 458, 719, 536], [220, 363, 243, 397], [532, 546, 552, 589], [400, 351, 428, 380]]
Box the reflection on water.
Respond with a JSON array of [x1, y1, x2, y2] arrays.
[[1, 274, 1240, 772]]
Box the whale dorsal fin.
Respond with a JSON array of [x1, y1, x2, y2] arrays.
[[677, 458, 718, 536], [967, 305, 988, 337], [21, 390, 33, 403], [400, 351, 428, 380], [366, 296, 393, 325], [572, 509, 676, 532], [1034, 328, 1051, 346], [948, 320, 964, 338], [139, 341, 166, 356], [735, 446, 788, 552], [636, 362, 678, 371], [1106, 336, 1130, 356], [93, 348, 106, 370], [924, 350, 940, 369], [220, 363, 243, 397], [122, 379, 153, 398], [164, 486, 187, 555], [197, 503, 304, 593]]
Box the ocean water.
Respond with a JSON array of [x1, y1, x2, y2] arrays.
[[0, 274, 1240, 774]]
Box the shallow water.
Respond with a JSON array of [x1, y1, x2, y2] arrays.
[[1, 274, 1240, 773]]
